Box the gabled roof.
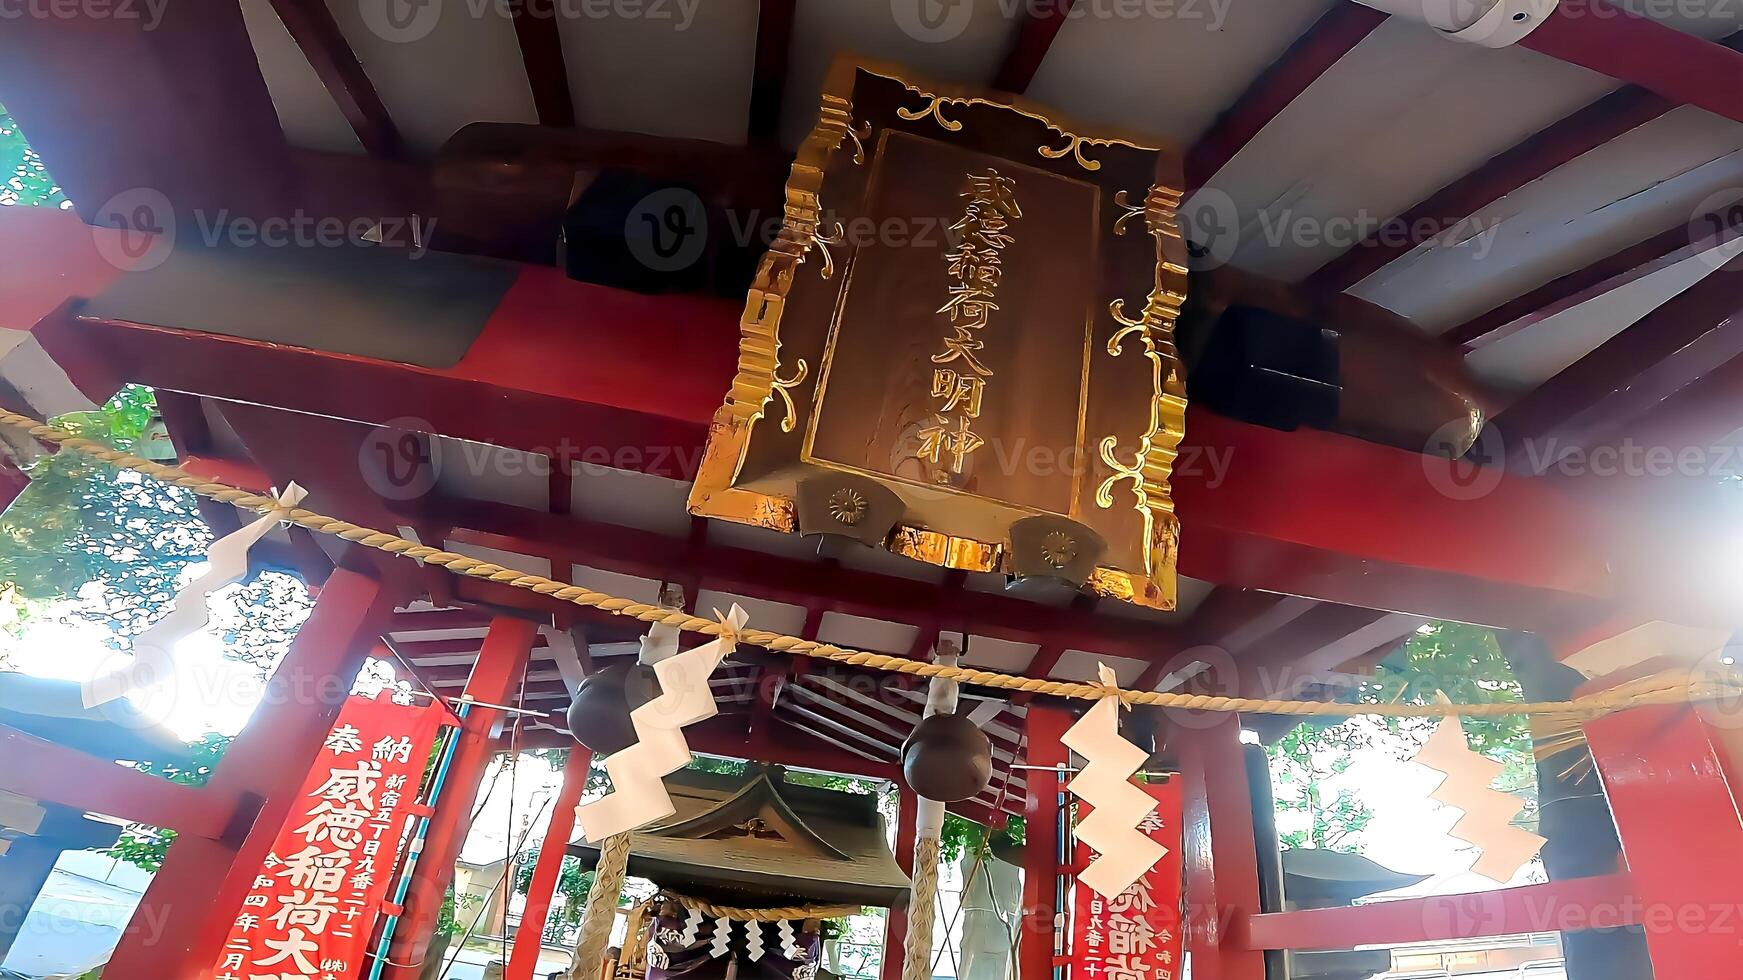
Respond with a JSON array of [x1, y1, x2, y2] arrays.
[[569, 764, 911, 909]]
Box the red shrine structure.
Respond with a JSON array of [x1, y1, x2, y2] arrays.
[[3, 2, 1743, 979]]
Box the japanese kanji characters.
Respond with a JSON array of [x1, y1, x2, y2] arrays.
[[213, 694, 438, 980], [920, 169, 1022, 478]]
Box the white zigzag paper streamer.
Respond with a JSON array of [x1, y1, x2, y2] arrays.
[[679, 907, 705, 946], [777, 920, 799, 961], [83, 483, 307, 708], [1412, 715, 1546, 882], [1062, 664, 1167, 898], [709, 918, 733, 959], [746, 921, 766, 961], [575, 605, 749, 841]]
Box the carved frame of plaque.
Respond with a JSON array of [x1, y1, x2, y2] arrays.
[[687, 57, 1188, 609]]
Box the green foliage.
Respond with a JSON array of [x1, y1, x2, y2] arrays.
[[1266, 622, 1538, 852], [939, 812, 1024, 864], [0, 102, 70, 209], [104, 732, 231, 871], [514, 854, 597, 931], [0, 387, 207, 640]]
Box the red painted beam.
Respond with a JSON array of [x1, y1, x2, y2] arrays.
[[1445, 204, 1743, 350], [105, 568, 402, 978], [1018, 706, 1071, 980], [1494, 249, 1743, 462], [511, 0, 577, 128], [750, 0, 798, 143], [1521, 0, 1743, 126], [0, 725, 236, 839], [992, 0, 1079, 93], [386, 616, 539, 979], [1179, 715, 1264, 979], [1586, 706, 1743, 979], [1243, 872, 1638, 951], [1185, 5, 1387, 188], [505, 745, 591, 980], [267, 0, 405, 157], [438, 502, 1194, 664]]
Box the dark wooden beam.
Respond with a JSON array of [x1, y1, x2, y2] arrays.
[[511, 0, 577, 127], [1313, 30, 1743, 293], [1494, 249, 1743, 466], [749, 0, 798, 144], [992, 0, 1079, 94], [267, 0, 404, 158], [1445, 205, 1743, 350], [1185, 4, 1386, 188], [1520, 0, 1743, 126]]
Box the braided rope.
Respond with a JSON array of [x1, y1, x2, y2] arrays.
[[662, 892, 863, 922], [571, 831, 633, 978], [3, 408, 1725, 721], [901, 836, 944, 980]]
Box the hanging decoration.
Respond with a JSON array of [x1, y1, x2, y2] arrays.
[[1072, 780, 1185, 980], [575, 605, 749, 842], [84, 482, 306, 708], [1410, 714, 1547, 882], [1062, 664, 1167, 899]]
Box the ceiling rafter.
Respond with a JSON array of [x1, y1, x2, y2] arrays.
[[266, 0, 404, 158], [1444, 206, 1743, 350], [1311, 30, 1743, 293], [510, 0, 577, 127], [1494, 249, 1743, 467], [992, 0, 1079, 93], [749, 0, 797, 144], [1185, 4, 1387, 188]]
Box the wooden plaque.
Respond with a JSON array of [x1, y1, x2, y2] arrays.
[[688, 58, 1188, 609]]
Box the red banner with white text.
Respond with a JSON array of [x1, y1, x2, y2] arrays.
[[212, 691, 441, 980], [1071, 780, 1185, 980]]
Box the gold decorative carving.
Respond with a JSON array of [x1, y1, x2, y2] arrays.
[[848, 121, 872, 165], [1093, 185, 1189, 580], [770, 359, 810, 433], [894, 83, 1159, 175], [814, 221, 844, 279], [827, 487, 868, 525], [1112, 190, 1146, 236], [1040, 531, 1078, 569]]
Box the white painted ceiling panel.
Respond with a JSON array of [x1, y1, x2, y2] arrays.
[[445, 539, 552, 576], [1465, 242, 1742, 390], [817, 612, 919, 655], [1352, 107, 1743, 330], [1051, 650, 1148, 685], [961, 635, 1040, 672], [557, 0, 759, 144], [696, 587, 808, 635], [433, 437, 550, 510], [568, 468, 692, 536], [570, 564, 665, 605], [325, 0, 538, 155], [239, 0, 363, 154], [1027, 0, 1339, 148], [1207, 18, 1617, 281], [780, 0, 1020, 148]]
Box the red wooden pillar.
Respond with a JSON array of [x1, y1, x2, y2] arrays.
[[384, 615, 539, 979], [881, 786, 919, 980], [1585, 704, 1743, 980], [505, 744, 593, 980], [105, 568, 400, 978], [1178, 714, 1265, 980], [1019, 704, 1070, 980]]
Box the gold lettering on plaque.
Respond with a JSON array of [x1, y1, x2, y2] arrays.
[[918, 169, 1022, 478]]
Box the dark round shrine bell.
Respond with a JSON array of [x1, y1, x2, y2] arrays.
[[565, 662, 661, 755], [900, 712, 993, 802]]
